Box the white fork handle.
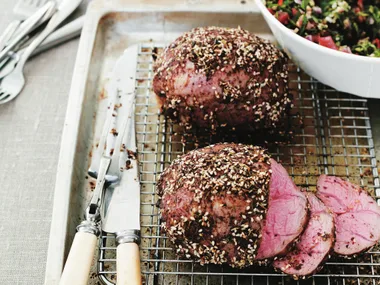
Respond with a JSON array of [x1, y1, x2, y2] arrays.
[[32, 16, 84, 56], [17, 0, 83, 68], [59, 232, 97, 285]]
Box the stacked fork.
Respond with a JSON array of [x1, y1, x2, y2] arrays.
[[0, 0, 84, 104]]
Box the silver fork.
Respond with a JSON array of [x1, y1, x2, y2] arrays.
[[0, 0, 82, 104], [59, 80, 130, 285]]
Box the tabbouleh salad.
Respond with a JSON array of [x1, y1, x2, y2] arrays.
[[265, 0, 380, 56]]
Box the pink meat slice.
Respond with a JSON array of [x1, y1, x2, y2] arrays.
[[273, 193, 334, 277], [256, 159, 308, 260], [317, 175, 380, 256]]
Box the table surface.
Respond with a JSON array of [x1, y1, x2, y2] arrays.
[[0, 1, 88, 284], [1, 1, 380, 284]]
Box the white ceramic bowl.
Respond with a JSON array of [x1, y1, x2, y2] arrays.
[[255, 0, 380, 98]]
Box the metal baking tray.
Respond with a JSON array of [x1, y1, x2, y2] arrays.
[[44, 1, 380, 284]]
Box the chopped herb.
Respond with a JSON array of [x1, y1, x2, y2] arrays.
[[301, 0, 310, 10], [265, 0, 380, 57]]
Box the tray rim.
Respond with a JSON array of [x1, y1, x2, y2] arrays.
[[44, 1, 262, 284]]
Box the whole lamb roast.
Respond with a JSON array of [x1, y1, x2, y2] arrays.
[[153, 27, 292, 134], [157, 143, 307, 268]]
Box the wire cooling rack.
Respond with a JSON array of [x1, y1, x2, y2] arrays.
[[97, 44, 380, 285]]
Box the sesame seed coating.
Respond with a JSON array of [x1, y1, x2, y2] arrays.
[[153, 26, 292, 135], [156, 143, 272, 268]]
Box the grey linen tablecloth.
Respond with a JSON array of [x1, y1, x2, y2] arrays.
[[0, 2, 88, 284]]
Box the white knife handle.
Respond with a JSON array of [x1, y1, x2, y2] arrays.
[[32, 16, 84, 56], [17, 0, 82, 68], [0, 20, 21, 51], [117, 243, 142, 285], [59, 232, 97, 285]]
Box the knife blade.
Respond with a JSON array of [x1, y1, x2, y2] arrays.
[[103, 103, 141, 285], [102, 110, 139, 234], [101, 45, 141, 285]]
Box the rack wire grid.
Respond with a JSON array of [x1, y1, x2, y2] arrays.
[[97, 44, 380, 285]]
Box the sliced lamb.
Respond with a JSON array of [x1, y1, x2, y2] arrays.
[[256, 159, 308, 260], [317, 175, 380, 256], [273, 193, 334, 278]]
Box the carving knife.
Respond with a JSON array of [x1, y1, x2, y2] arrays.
[[102, 106, 141, 285]]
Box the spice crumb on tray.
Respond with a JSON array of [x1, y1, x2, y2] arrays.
[[265, 0, 380, 56]]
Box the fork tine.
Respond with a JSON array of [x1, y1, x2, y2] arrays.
[[0, 90, 10, 101], [0, 93, 16, 104], [0, 87, 15, 104]]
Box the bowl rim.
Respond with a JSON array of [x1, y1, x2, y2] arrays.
[[254, 0, 380, 63]]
